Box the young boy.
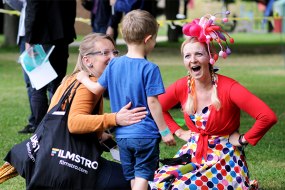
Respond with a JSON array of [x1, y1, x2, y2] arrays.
[[77, 10, 176, 190]]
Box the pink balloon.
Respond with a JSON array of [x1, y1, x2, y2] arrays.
[[182, 23, 191, 36], [223, 18, 228, 23], [198, 31, 206, 42], [189, 24, 201, 37]]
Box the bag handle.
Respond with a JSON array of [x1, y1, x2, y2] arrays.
[[65, 81, 81, 112], [51, 80, 81, 113]]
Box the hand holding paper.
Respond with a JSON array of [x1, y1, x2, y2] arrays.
[[19, 44, 57, 90]]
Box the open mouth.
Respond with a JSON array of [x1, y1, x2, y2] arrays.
[[191, 65, 201, 72]]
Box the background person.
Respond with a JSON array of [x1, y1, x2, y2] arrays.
[[106, 0, 158, 42], [17, 0, 36, 134], [2, 0, 36, 134], [149, 13, 277, 190], [93, 0, 120, 39], [18, 0, 77, 133]]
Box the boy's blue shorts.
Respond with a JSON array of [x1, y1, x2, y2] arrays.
[[116, 138, 160, 181]]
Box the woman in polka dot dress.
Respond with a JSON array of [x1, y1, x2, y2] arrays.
[[149, 13, 277, 190]]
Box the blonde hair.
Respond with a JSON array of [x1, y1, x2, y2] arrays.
[[121, 9, 159, 44], [181, 37, 221, 114], [62, 33, 115, 82]]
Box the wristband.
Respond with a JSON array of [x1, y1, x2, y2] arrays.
[[238, 134, 248, 146], [160, 128, 171, 137]]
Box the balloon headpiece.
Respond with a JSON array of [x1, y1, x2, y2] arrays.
[[182, 11, 234, 65]]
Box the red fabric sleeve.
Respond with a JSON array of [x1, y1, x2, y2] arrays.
[[229, 82, 277, 145], [158, 79, 186, 133]]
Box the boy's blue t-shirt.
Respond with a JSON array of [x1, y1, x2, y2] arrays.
[[98, 56, 165, 138]]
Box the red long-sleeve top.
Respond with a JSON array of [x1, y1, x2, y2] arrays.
[[159, 74, 277, 163]]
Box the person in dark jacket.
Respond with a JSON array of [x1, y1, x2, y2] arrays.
[[18, 0, 77, 133]]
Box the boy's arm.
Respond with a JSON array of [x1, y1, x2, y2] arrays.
[[77, 71, 105, 95], [82, 77, 105, 96], [147, 96, 176, 146]]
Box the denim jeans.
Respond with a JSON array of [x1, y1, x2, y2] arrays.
[[19, 36, 35, 126], [116, 138, 160, 181]]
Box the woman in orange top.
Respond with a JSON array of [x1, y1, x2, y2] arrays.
[[0, 33, 147, 189]]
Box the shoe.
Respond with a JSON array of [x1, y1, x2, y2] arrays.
[[18, 125, 35, 134]]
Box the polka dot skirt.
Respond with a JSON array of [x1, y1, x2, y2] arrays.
[[149, 107, 258, 190]]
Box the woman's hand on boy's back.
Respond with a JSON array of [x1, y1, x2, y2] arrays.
[[115, 102, 148, 126]]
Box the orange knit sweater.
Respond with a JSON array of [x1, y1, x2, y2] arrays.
[[49, 74, 116, 135]]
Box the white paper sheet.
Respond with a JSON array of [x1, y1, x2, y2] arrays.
[[19, 45, 57, 90], [110, 148, 120, 162]]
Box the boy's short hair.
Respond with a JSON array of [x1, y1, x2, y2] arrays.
[[122, 9, 159, 44]]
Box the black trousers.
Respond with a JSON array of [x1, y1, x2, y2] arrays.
[[95, 157, 131, 190]]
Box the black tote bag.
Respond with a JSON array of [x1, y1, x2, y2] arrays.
[[5, 80, 103, 189]]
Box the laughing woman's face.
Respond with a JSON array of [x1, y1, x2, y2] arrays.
[[182, 41, 210, 81]]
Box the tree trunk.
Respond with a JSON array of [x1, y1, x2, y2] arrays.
[[0, 1, 4, 34], [3, 4, 18, 47]]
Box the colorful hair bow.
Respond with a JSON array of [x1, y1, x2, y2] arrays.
[[182, 11, 234, 65]]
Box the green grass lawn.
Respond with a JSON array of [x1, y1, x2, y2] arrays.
[[0, 34, 285, 189]]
